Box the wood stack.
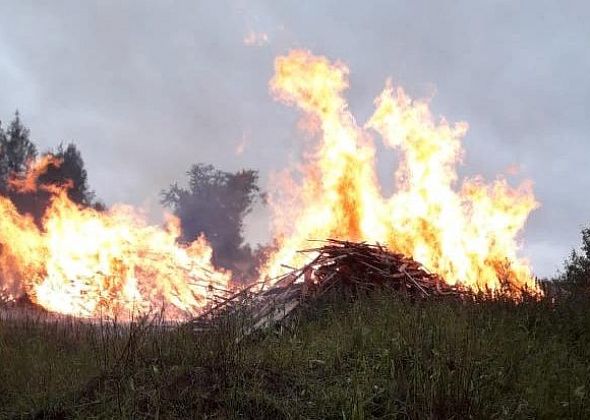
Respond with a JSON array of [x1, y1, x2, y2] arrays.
[[193, 239, 466, 335], [278, 239, 461, 297]]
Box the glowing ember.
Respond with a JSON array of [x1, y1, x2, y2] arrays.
[[262, 49, 539, 294]]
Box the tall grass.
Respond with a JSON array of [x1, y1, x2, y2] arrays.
[[1, 292, 589, 419]]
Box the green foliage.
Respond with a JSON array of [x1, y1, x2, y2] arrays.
[[0, 111, 37, 192], [39, 142, 95, 206], [2, 293, 590, 419], [557, 227, 590, 291], [161, 163, 264, 276], [0, 112, 98, 220]]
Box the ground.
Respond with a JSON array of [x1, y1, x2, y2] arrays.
[[1, 291, 589, 419]]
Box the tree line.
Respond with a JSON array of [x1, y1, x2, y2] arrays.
[[1, 110, 589, 286], [0, 111, 264, 279]]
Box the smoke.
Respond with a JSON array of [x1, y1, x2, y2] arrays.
[[0, 1, 589, 276]]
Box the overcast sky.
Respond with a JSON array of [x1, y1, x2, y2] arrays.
[[0, 0, 588, 277]]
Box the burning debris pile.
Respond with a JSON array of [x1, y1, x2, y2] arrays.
[[194, 239, 470, 335], [0, 49, 541, 322], [278, 239, 459, 297], [0, 289, 11, 306], [261, 49, 539, 295]]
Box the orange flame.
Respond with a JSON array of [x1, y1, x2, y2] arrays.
[[0, 49, 541, 320], [0, 159, 231, 320], [8, 155, 64, 193], [262, 50, 539, 294]]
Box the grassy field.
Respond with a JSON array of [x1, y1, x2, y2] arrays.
[[1, 292, 590, 419]]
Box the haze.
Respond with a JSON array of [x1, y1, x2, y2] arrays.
[[0, 0, 588, 277]]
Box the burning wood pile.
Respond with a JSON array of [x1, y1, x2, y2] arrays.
[[0, 290, 10, 306], [193, 239, 465, 334]]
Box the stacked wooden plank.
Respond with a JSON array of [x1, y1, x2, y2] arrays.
[[279, 239, 461, 297], [193, 239, 465, 335]]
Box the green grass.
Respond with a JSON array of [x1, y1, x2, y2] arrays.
[[1, 292, 590, 419]]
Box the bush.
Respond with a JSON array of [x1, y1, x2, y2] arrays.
[[556, 227, 590, 293]]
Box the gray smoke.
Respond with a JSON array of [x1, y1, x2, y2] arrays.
[[0, 0, 589, 277]]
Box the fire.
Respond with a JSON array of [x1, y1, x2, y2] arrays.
[[263, 50, 539, 294], [0, 160, 231, 320], [8, 155, 65, 193], [0, 49, 540, 320]]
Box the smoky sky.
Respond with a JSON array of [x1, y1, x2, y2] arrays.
[[0, 0, 589, 277]]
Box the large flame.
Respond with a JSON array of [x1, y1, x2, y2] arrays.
[[0, 49, 540, 319], [0, 159, 231, 320], [263, 50, 539, 294]]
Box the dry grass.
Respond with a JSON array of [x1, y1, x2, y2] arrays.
[[1, 291, 590, 419]]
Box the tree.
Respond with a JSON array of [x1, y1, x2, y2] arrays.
[[38, 143, 95, 206], [0, 111, 37, 193], [161, 163, 263, 276], [12, 143, 97, 221], [0, 111, 98, 220], [558, 227, 590, 291]]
